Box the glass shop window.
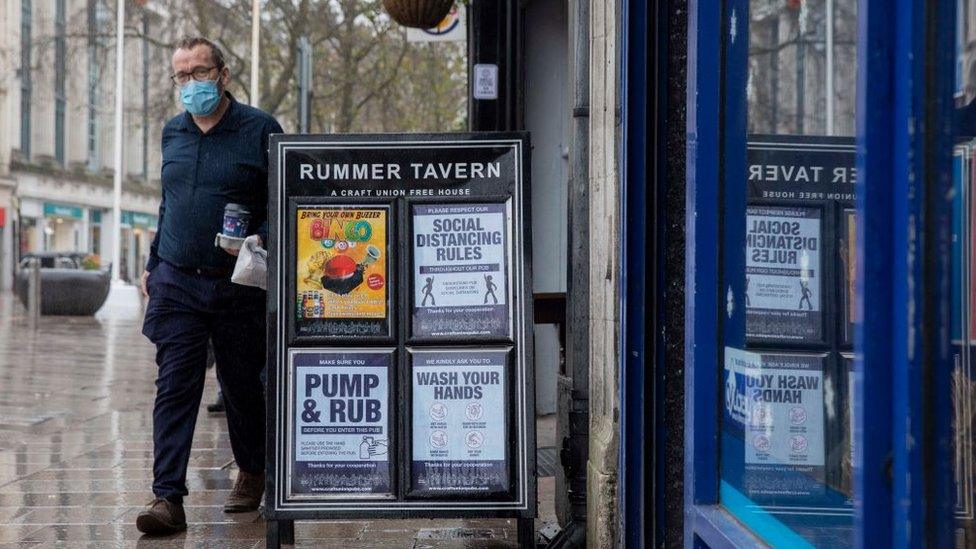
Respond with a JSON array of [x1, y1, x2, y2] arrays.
[[953, 1, 976, 544], [720, 1, 858, 546]]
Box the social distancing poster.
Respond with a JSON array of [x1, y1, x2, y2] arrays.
[[411, 203, 510, 339]]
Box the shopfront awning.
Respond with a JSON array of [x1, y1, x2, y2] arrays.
[[121, 211, 158, 230], [43, 202, 83, 220]]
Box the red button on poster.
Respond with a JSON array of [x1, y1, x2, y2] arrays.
[[367, 273, 385, 290]]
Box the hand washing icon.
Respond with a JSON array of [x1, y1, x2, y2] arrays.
[[359, 437, 388, 459]]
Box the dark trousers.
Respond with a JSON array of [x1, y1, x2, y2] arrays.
[[142, 261, 266, 504]]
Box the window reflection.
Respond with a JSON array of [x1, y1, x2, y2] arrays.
[[748, 0, 857, 137], [953, 4, 976, 543], [720, 1, 859, 547], [725, 1, 976, 545]]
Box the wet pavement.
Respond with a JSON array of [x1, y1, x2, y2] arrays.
[[0, 290, 554, 547]]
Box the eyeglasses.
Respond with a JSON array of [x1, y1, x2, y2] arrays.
[[170, 65, 220, 86]]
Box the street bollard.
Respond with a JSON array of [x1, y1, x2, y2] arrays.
[[27, 258, 41, 329]]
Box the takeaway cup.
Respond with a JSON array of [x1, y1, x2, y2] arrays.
[[222, 203, 251, 238]]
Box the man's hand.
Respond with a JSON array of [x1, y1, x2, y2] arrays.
[[140, 270, 150, 298], [221, 235, 261, 257]]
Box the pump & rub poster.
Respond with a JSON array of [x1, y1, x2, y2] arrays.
[[409, 348, 509, 496], [411, 203, 511, 339], [745, 205, 823, 343], [290, 349, 392, 497], [295, 205, 390, 338]]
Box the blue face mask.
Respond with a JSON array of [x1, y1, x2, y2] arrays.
[[180, 79, 221, 115]]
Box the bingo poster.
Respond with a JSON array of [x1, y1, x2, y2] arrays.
[[295, 206, 390, 338]]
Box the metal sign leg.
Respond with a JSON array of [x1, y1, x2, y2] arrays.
[[266, 519, 294, 548], [517, 518, 535, 548], [281, 520, 294, 545], [266, 520, 280, 548]]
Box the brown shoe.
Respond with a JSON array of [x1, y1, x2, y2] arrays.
[[136, 498, 187, 536], [224, 470, 265, 513]]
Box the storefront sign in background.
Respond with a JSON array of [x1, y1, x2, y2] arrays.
[[291, 349, 392, 496], [410, 349, 509, 495], [121, 210, 159, 230], [43, 202, 83, 220], [405, 4, 466, 43], [412, 203, 510, 339], [295, 206, 389, 338]]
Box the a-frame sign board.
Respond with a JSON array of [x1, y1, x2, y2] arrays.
[[265, 133, 536, 547]]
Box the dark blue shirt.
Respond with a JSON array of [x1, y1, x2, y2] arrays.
[[147, 93, 282, 271]]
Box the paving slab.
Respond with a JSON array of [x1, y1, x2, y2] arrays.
[[0, 292, 556, 546]]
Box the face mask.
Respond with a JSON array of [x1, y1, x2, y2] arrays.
[[180, 79, 221, 115]]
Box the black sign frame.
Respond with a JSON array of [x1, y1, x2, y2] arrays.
[[266, 133, 536, 527], [745, 135, 856, 353]]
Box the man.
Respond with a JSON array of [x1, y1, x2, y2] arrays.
[[136, 36, 282, 536]]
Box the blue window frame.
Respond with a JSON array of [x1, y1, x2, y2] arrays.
[[682, 0, 958, 547], [619, 0, 650, 546]]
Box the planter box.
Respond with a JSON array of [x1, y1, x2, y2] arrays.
[[15, 267, 111, 316]]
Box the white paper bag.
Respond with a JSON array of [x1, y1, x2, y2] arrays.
[[231, 235, 268, 290]]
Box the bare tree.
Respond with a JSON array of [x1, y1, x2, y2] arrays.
[[26, 0, 467, 138]]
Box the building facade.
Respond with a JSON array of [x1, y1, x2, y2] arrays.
[[0, 0, 171, 290], [611, 0, 965, 547], [470, 0, 975, 547]]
